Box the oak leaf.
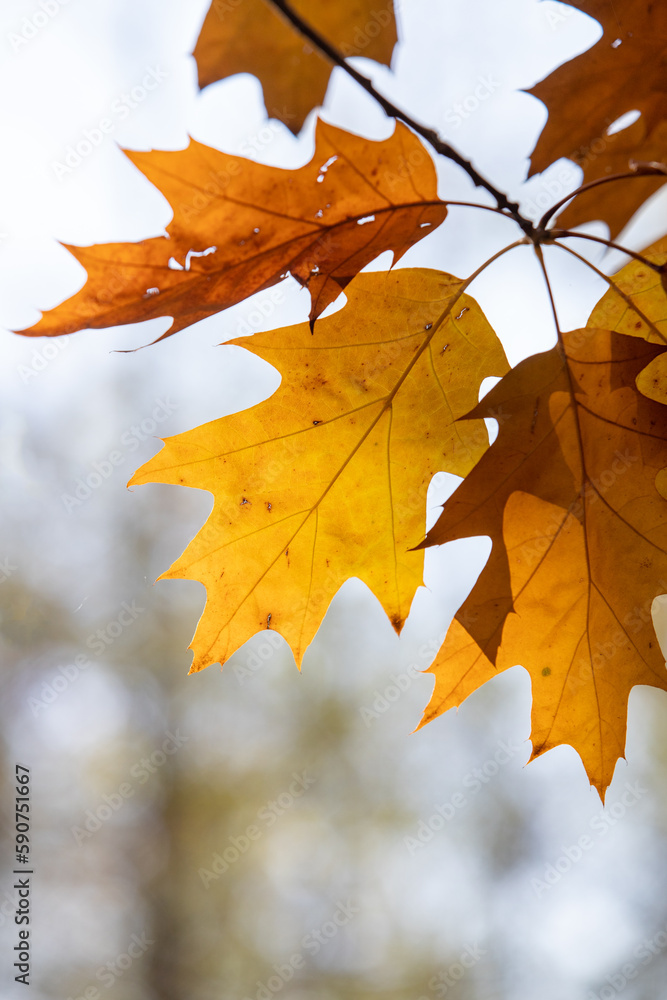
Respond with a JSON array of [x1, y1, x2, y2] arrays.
[[588, 234, 667, 493], [528, 0, 667, 236], [587, 235, 667, 346], [420, 323, 667, 796], [129, 268, 508, 672], [17, 121, 447, 343], [555, 119, 667, 239], [193, 0, 397, 134]]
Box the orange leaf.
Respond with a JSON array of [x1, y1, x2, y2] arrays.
[[193, 0, 397, 133], [16, 121, 446, 344]]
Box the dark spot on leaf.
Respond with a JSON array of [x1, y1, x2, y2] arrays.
[[542, 667, 551, 676], [266, 501, 272, 511]]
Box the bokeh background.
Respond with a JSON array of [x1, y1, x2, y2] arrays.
[[1, 1, 667, 998]]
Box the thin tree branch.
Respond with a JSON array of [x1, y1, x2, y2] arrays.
[[267, 0, 537, 239]]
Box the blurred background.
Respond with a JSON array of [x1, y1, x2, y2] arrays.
[[1, 1, 667, 998]]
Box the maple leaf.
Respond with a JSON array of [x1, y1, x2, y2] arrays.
[[193, 0, 397, 134], [16, 121, 447, 343], [129, 268, 508, 673], [419, 323, 667, 796], [527, 0, 667, 236]]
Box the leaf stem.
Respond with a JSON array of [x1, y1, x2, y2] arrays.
[[537, 166, 667, 231], [267, 0, 537, 239], [443, 200, 510, 216], [552, 230, 664, 271], [552, 241, 667, 345], [532, 244, 598, 714]]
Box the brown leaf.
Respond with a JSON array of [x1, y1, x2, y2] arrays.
[[16, 121, 447, 344], [587, 234, 667, 493], [528, 0, 667, 236], [193, 0, 397, 133], [420, 326, 667, 795], [556, 118, 667, 238]]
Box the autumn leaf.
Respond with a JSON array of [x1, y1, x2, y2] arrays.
[[420, 324, 667, 795], [193, 0, 397, 133], [587, 234, 667, 346], [129, 268, 508, 673], [554, 119, 667, 239], [587, 234, 667, 493], [16, 121, 447, 344], [528, 0, 667, 236], [18, 0, 667, 807]]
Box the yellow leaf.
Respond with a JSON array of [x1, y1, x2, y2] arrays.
[[129, 268, 508, 672], [587, 234, 667, 345]]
